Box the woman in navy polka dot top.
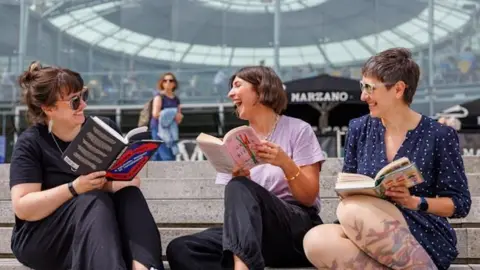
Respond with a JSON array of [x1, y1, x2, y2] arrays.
[[303, 48, 471, 270]]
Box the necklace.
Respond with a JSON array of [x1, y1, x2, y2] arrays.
[[51, 133, 64, 155], [259, 114, 280, 141]]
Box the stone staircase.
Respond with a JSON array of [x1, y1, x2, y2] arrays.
[[0, 158, 478, 269]]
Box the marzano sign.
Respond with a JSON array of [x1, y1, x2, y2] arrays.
[[290, 91, 351, 102]]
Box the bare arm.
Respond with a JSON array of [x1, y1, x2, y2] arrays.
[[151, 95, 162, 119], [281, 158, 320, 207], [11, 171, 107, 221], [411, 196, 455, 217], [11, 183, 73, 221]]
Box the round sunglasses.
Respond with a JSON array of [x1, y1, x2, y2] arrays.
[[66, 88, 89, 110]]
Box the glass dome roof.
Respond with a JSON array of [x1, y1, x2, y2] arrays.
[[43, 0, 478, 67]]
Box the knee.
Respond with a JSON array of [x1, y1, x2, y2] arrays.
[[75, 190, 116, 222], [166, 236, 192, 262], [225, 177, 257, 197], [303, 225, 337, 262], [336, 195, 373, 223]]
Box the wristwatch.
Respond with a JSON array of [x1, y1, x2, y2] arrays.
[[68, 182, 78, 197], [417, 196, 429, 211]]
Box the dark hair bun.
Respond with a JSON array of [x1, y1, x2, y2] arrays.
[[18, 61, 42, 90]]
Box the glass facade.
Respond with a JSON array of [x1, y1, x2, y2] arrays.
[[0, 0, 479, 115]]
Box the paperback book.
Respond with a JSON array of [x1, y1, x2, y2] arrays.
[[61, 116, 162, 181]]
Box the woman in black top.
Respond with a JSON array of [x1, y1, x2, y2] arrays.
[[9, 61, 163, 270]]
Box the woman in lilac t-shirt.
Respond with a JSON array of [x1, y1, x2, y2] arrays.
[[166, 66, 326, 270]]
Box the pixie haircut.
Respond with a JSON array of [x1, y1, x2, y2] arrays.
[[18, 61, 84, 125], [229, 66, 287, 114], [361, 47, 420, 105]]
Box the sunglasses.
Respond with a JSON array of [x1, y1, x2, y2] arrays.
[[163, 79, 175, 83], [66, 87, 89, 110], [359, 81, 396, 95]]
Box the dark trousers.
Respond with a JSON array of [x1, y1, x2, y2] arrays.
[[11, 186, 163, 270], [166, 177, 323, 270]]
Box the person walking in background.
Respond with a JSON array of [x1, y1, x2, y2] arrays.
[[9, 61, 164, 270], [303, 48, 471, 270], [150, 72, 183, 161]]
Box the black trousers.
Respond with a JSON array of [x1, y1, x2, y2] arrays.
[[11, 186, 163, 270], [166, 177, 323, 270]]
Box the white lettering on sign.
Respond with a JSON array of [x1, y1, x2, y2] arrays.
[[463, 148, 480, 156], [176, 140, 205, 161], [291, 92, 350, 102]]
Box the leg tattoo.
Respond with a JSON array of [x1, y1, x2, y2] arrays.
[[344, 218, 437, 269]]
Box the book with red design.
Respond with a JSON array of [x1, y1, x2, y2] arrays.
[[61, 116, 162, 181], [196, 125, 264, 173]]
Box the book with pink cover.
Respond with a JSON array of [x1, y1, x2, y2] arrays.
[[196, 126, 264, 173]]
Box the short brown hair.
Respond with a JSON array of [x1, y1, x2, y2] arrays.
[[18, 61, 84, 125], [361, 47, 420, 105], [157, 72, 178, 92], [229, 66, 287, 114]]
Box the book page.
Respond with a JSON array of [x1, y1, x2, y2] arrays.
[[374, 157, 410, 180], [92, 116, 127, 144], [377, 163, 425, 189], [223, 127, 263, 170], [124, 126, 148, 141], [196, 133, 223, 146], [196, 142, 235, 173]]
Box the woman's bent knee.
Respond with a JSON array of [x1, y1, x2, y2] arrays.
[[303, 224, 344, 267], [166, 236, 190, 262]]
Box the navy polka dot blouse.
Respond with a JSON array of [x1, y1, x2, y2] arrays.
[[342, 114, 472, 270]]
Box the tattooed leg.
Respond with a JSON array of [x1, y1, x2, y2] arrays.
[[303, 224, 388, 270], [337, 195, 437, 270]]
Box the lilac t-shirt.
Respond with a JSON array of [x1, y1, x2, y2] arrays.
[[215, 115, 325, 212]]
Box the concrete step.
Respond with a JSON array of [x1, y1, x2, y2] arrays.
[[2, 157, 479, 182], [0, 259, 475, 270], [141, 157, 480, 178], [0, 227, 476, 259], [0, 174, 478, 201]]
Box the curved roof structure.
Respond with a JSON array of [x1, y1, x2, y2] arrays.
[[39, 0, 478, 67]]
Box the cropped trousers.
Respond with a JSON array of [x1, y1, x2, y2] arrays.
[[11, 186, 163, 270], [166, 177, 323, 270]]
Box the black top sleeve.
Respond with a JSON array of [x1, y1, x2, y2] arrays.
[[9, 128, 43, 189]]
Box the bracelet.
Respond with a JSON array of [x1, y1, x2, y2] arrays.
[[285, 168, 301, 182], [68, 182, 78, 197]]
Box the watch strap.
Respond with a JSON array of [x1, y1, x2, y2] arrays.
[[68, 182, 78, 197]]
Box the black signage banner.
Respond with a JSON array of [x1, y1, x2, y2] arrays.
[[288, 91, 359, 104]]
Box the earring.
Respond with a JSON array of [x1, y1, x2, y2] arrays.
[[48, 119, 53, 133]]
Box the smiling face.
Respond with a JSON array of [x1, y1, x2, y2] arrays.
[[44, 87, 88, 127], [360, 76, 406, 118], [228, 76, 260, 120]]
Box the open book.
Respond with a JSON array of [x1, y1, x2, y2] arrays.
[[334, 157, 425, 198], [61, 116, 162, 181], [196, 125, 264, 173]]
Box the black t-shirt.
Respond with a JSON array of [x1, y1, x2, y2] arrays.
[[9, 116, 120, 191]]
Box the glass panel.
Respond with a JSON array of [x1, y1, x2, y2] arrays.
[[234, 48, 256, 56], [205, 55, 230, 66], [66, 24, 87, 36], [90, 19, 120, 35], [190, 45, 212, 54], [70, 8, 96, 20], [255, 48, 273, 57], [128, 32, 153, 45], [149, 39, 172, 49], [92, 2, 120, 12], [137, 47, 160, 58], [113, 29, 134, 40], [342, 40, 371, 60], [321, 43, 354, 64], [183, 54, 208, 64], [97, 37, 120, 49], [75, 29, 104, 44], [49, 15, 74, 29], [118, 42, 140, 54], [381, 30, 415, 48]]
